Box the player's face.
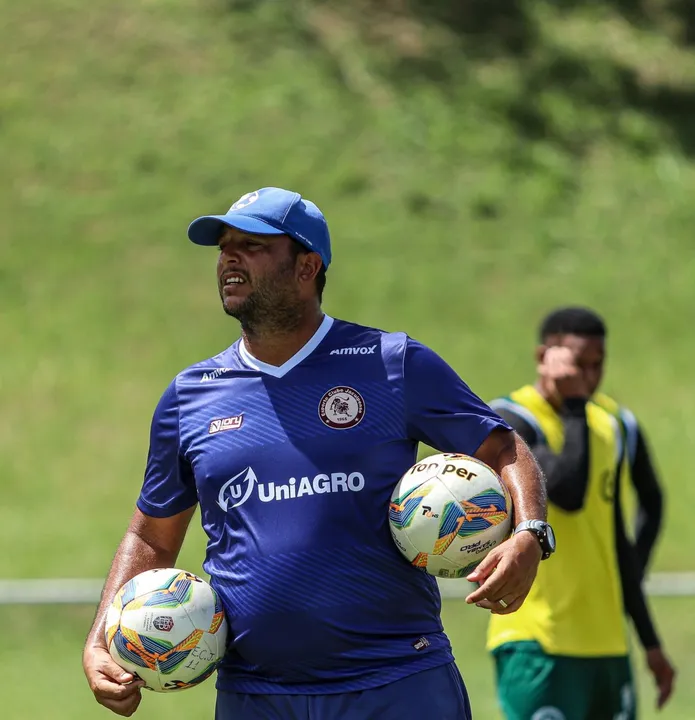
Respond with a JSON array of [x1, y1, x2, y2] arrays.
[[550, 333, 606, 396], [216, 227, 304, 329]]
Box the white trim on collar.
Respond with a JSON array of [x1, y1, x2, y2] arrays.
[[238, 315, 334, 378]]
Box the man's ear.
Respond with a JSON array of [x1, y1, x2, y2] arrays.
[[297, 252, 322, 282]]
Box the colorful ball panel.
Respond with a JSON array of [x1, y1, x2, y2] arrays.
[[106, 568, 228, 693], [389, 454, 512, 579]]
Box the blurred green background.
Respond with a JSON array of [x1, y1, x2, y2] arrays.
[[2, 0, 694, 717]]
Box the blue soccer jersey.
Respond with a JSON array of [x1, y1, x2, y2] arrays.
[[137, 316, 511, 694]]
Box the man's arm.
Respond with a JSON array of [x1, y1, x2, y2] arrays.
[[495, 403, 590, 512], [629, 425, 664, 576], [476, 427, 547, 526], [83, 507, 196, 716], [465, 428, 546, 613], [83, 379, 198, 717], [85, 506, 196, 650], [400, 339, 546, 613], [614, 469, 675, 709]]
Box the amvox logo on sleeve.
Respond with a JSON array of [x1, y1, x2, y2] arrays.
[[201, 367, 234, 382]]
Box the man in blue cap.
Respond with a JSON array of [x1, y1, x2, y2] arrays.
[[83, 187, 551, 719]]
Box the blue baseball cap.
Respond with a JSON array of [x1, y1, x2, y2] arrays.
[[187, 187, 332, 268]]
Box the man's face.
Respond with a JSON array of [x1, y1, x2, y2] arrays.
[[216, 227, 303, 330], [539, 333, 606, 397]]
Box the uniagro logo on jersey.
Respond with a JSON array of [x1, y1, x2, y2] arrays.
[[318, 386, 365, 429], [217, 466, 366, 511]]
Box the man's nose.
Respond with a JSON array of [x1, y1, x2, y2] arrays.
[[220, 242, 243, 262]]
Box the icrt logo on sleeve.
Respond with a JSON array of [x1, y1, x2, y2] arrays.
[[209, 415, 244, 434]]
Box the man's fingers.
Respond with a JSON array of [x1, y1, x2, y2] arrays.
[[94, 657, 146, 697], [539, 347, 580, 379], [98, 657, 136, 684], [97, 692, 143, 717], [657, 670, 675, 709], [657, 682, 671, 709], [465, 561, 493, 584], [467, 570, 533, 607], [465, 571, 508, 604], [473, 579, 513, 606], [466, 547, 504, 584], [490, 594, 525, 615], [473, 597, 511, 611], [473, 586, 518, 611], [93, 675, 145, 701]]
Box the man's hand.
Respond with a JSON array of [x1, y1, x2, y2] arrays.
[[646, 647, 676, 710], [464, 530, 542, 613], [83, 644, 146, 717], [538, 346, 589, 400], [82, 508, 195, 715]]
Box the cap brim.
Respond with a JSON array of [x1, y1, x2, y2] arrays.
[[187, 215, 285, 246]]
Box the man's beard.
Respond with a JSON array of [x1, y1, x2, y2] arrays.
[[220, 262, 304, 335]]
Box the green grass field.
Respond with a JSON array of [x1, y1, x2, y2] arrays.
[[1, 598, 693, 720], [2, 0, 695, 717]]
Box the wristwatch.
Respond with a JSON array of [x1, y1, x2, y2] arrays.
[[514, 520, 556, 560]]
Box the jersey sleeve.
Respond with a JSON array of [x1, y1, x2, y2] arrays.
[[404, 339, 511, 455], [137, 379, 198, 518]]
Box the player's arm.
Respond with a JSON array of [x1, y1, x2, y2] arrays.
[[614, 469, 675, 709], [402, 339, 546, 614], [85, 508, 195, 650], [464, 428, 546, 612], [83, 507, 195, 716], [629, 423, 664, 577], [474, 428, 547, 529], [495, 345, 593, 511], [494, 403, 590, 512], [83, 379, 199, 717]]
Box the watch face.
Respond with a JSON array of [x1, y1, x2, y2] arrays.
[[515, 521, 556, 556]]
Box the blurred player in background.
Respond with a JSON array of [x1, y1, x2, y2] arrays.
[[82, 187, 551, 719], [485, 307, 675, 720]]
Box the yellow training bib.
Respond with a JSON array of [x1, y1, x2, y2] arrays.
[[487, 385, 628, 657]]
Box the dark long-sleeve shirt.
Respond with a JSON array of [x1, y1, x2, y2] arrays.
[[496, 401, 660, 650], [628, 423, 663, 576]]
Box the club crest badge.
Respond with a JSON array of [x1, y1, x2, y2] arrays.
[[319, 386, 365, 429]]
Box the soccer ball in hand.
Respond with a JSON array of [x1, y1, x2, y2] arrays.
[[105, 568, 228, 692], [389, 453, 512, 579]]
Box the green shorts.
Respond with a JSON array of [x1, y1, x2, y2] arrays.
[[492, 641, 635, 720]]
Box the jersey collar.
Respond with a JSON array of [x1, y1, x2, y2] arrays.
[[237, 315, 334, 378]]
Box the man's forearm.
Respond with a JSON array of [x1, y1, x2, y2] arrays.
[[499, 433, 548, 524], [85, 531, 179, 650], [467, 429, 546, 609], [476, 428, 547, 524]]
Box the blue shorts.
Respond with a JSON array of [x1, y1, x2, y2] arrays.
[[215, 663, 472, 720]]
